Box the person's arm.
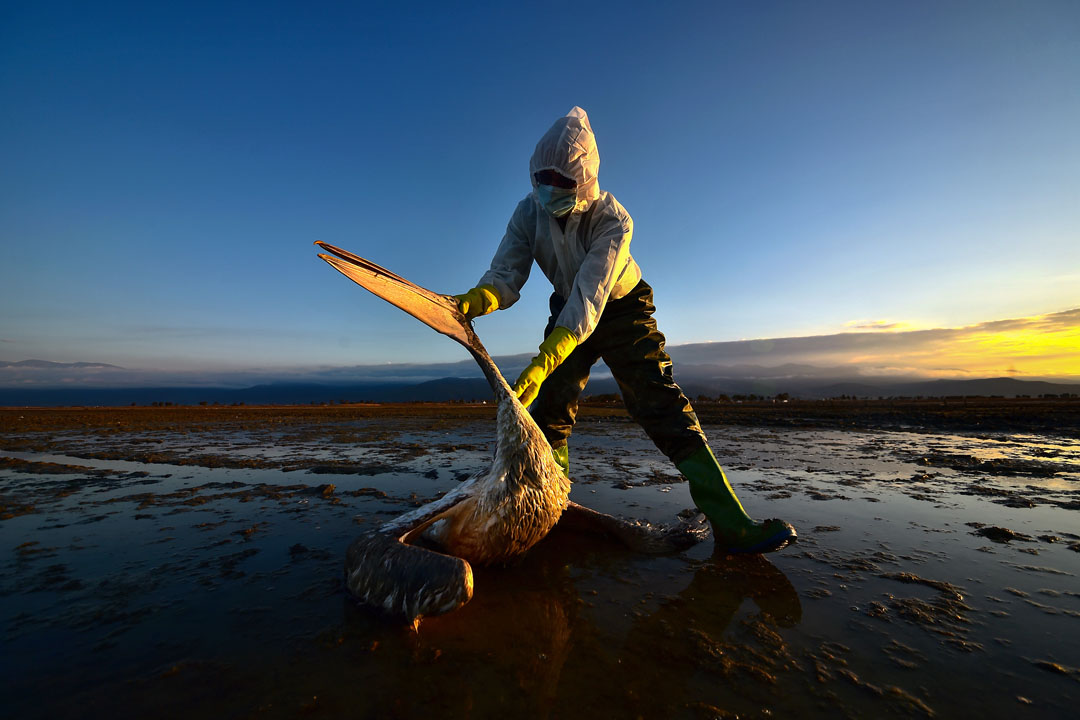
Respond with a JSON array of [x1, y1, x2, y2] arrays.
[[513, 326, 578, 407], [512, 207, 633, 407], [554, 208, 634, 342]]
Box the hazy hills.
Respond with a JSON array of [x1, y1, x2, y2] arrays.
[[4, 308, 1077, 404], [0, 367, 1076, 407]]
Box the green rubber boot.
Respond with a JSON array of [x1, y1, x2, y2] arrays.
[[677, 445, 796, 553], [552, 444, 569, 479]]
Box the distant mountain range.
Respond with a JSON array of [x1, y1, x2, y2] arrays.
[[668, 371, 1080, 400], [6, 308, 1077, 405], [0, 372, 1075, 407]]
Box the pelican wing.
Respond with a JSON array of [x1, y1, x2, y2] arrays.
[[316, 241, 472, 349], [558, 502, 711, 553]]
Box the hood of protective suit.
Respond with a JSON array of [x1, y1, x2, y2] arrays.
[[530, 106, 600, 214]]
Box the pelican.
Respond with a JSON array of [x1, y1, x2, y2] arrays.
[[316, 242, 708, 622]]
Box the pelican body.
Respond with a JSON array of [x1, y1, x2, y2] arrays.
[[317, 242, 706, 622]]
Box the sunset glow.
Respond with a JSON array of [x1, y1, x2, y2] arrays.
[[945, 321, 1080, 377], [842, 309, 1080, 378]]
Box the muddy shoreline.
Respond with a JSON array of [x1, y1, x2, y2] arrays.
[[2, 395, 1079, 438], [2, 404, 1079, 718]]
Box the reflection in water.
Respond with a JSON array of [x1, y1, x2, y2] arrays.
[[331, 528, 801, 719], [667, 551, 803, 629], [564, 549, 802, 718]]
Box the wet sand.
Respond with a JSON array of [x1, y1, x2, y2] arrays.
[[2, 404, 1079, 718]]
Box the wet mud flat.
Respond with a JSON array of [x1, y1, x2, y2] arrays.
[[2, 405, 1079, 719], [693, 396, 1080, 437]]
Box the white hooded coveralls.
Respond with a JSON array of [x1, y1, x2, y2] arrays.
[[478, 107, 642, 343]]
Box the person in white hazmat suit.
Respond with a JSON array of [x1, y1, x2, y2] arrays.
[[455, 107, 796, 553]]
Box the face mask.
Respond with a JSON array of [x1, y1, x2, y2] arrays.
[[536, 185, 577, 218]]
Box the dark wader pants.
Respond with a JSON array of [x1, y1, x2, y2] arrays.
[[530, 279, 708, 465]]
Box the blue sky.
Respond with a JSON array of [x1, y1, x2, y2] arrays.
[[1, 1, 1077, 373]]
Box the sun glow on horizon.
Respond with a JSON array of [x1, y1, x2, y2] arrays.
[[841, 309, 1080, 379]]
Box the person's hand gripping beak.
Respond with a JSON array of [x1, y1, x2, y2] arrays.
[[513, 327, 578, 408], [454, 285, 501, 321]]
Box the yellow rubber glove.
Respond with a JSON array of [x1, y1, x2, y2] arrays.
[[513, 326, 578, 407], [454, 285, 501, 320]]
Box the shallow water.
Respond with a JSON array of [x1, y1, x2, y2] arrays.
[[2, 416, 1079, 718]]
